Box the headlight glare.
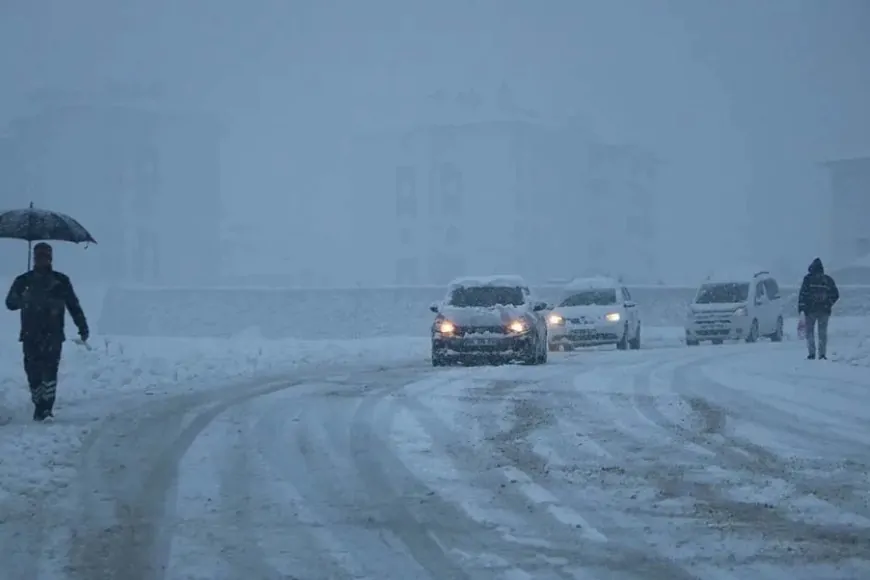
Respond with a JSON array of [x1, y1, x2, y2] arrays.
[[508, 320, 527, 333], [438, 320, 456, 334], [548, 314, 564, 325], [605, 312, 621, 322]]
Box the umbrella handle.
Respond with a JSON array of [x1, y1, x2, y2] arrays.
[[27, 201, 33, 271]]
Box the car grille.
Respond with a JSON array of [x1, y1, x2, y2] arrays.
[[568, 330, 618, 341], [696, 328, 732, 336], [693, 312, 733, 325], [454, 325, 506, 337], [567, 317, 593, 324]]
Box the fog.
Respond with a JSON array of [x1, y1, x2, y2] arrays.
[[1, 0, 868, 287]]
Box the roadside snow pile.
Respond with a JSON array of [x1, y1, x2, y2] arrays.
[[783, 315, 870, 367], [0, 334, 429, 503], [831, 330, 870, 367], [0, 334, 430, 414]]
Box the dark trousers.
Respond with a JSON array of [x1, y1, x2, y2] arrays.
[[805, 312, 830, 357], [23, 339, 63, 411]]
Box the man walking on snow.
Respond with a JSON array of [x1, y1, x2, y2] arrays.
[[5, 242, 89, 421], [798, 257, 839, 360]]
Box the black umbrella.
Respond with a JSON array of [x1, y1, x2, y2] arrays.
[[0, 202, 97, 269]]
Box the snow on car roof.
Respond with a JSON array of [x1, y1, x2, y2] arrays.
[[564, 276, 619, 291], [447, 274, 528, 289], [701, 272, 769, 285], [700, 264, 770, 285]]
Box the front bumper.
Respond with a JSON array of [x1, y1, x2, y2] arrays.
[[685, 316, 750, 341], [548, 322, 622, 346], [432, 333, 535, 361]]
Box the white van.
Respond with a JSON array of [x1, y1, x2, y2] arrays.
[[684, 271, 784, 345]]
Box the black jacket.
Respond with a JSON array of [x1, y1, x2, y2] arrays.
[[798, 258, 839, 316], [5, 269, 89, 342]]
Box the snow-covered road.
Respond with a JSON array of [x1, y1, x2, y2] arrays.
[[5, 341, 870, 579]]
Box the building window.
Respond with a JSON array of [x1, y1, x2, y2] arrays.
[[395, 257, 418, 285], [396, 165, 416, 218], [439, 163, 462, 216], [445, 224, 460, 246], [429, 252, 465, 284]]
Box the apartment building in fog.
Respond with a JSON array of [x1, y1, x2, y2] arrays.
[[823, 154, 870, 266], [0, 89, 221, 285], [349, 119, 660, 286]]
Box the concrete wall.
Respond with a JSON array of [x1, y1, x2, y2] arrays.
[[96, 284, 870, 339]]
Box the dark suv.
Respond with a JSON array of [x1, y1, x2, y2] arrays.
[[429, 275, 549, 366]]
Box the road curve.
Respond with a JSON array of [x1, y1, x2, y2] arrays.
[[10, 342, 870, 579]]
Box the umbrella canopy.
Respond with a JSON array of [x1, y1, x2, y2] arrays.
[[0, 204, 96, 244], [0, 203, 97, 270]]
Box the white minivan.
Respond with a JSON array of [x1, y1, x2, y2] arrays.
[[684, 271, 784, 345]]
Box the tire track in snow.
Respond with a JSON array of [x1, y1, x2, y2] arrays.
[[67, 373, 354, 580], [361, 375, 578, 579], [400, 368, 698, 579], [630, 352, 870, 568]]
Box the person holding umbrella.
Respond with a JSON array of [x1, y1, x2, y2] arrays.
[[1, 203, 96, 422], [5, 243, 90, 420]]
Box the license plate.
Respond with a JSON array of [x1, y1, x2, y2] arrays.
[[468, 338, 498, 346], [570, 329, 595, 337]]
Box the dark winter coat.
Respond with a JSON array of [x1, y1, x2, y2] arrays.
[[5, 269, 89, 342], [798, 258, 839, 316]]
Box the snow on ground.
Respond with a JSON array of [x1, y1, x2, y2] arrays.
[[1, 317, 867, 506], [2, 311, 869, 577], [784, 315, 870, 367], [0, 334, 429, 503]]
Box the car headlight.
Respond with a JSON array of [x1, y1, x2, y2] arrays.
[[733, 307, 747, 317], [548, 314, 564, 325], [507, 320, 528, 334], [605, 312, 620, 322], [437, 320, 456, 335]]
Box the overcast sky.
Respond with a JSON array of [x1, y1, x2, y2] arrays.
[[1, 0, 867, 284]]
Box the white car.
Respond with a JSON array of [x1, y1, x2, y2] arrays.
[[684, 270, 785, 345], [547, 278, 641, 351]]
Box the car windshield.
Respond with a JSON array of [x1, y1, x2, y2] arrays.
[[695, 283, 749, 304], [448, 286, 525, 307], [559, 289, 617, 307]]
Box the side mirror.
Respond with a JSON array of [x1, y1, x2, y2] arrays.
[[532, 301, 548, 312], [755, 297, 763, 306], [429, 302, 440, 313], [624, 300, 636, 308]]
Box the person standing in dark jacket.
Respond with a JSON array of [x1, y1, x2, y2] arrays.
[[798, 257, 839, 360], [5, 243, 89, 421]]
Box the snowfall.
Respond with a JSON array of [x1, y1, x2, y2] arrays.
[[1, 292, 869, 579]]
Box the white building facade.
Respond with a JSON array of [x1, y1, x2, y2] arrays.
[[349, 119, 660, 286], [824, 155, 870, 267]]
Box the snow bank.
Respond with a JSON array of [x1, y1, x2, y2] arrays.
[[0, 334, 429, 500], [563, 276, 620, 291], [780, 315, 870, 368], [0, 334, 429, 413], [825, 317, 870, 367], [93, 284, 870, 339], [95, 285, 700, 338]]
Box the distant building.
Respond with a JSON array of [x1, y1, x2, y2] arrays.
[[0, 91, 222, 285], [823, 155, 870, 266], [350, 120, 660, 286]]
